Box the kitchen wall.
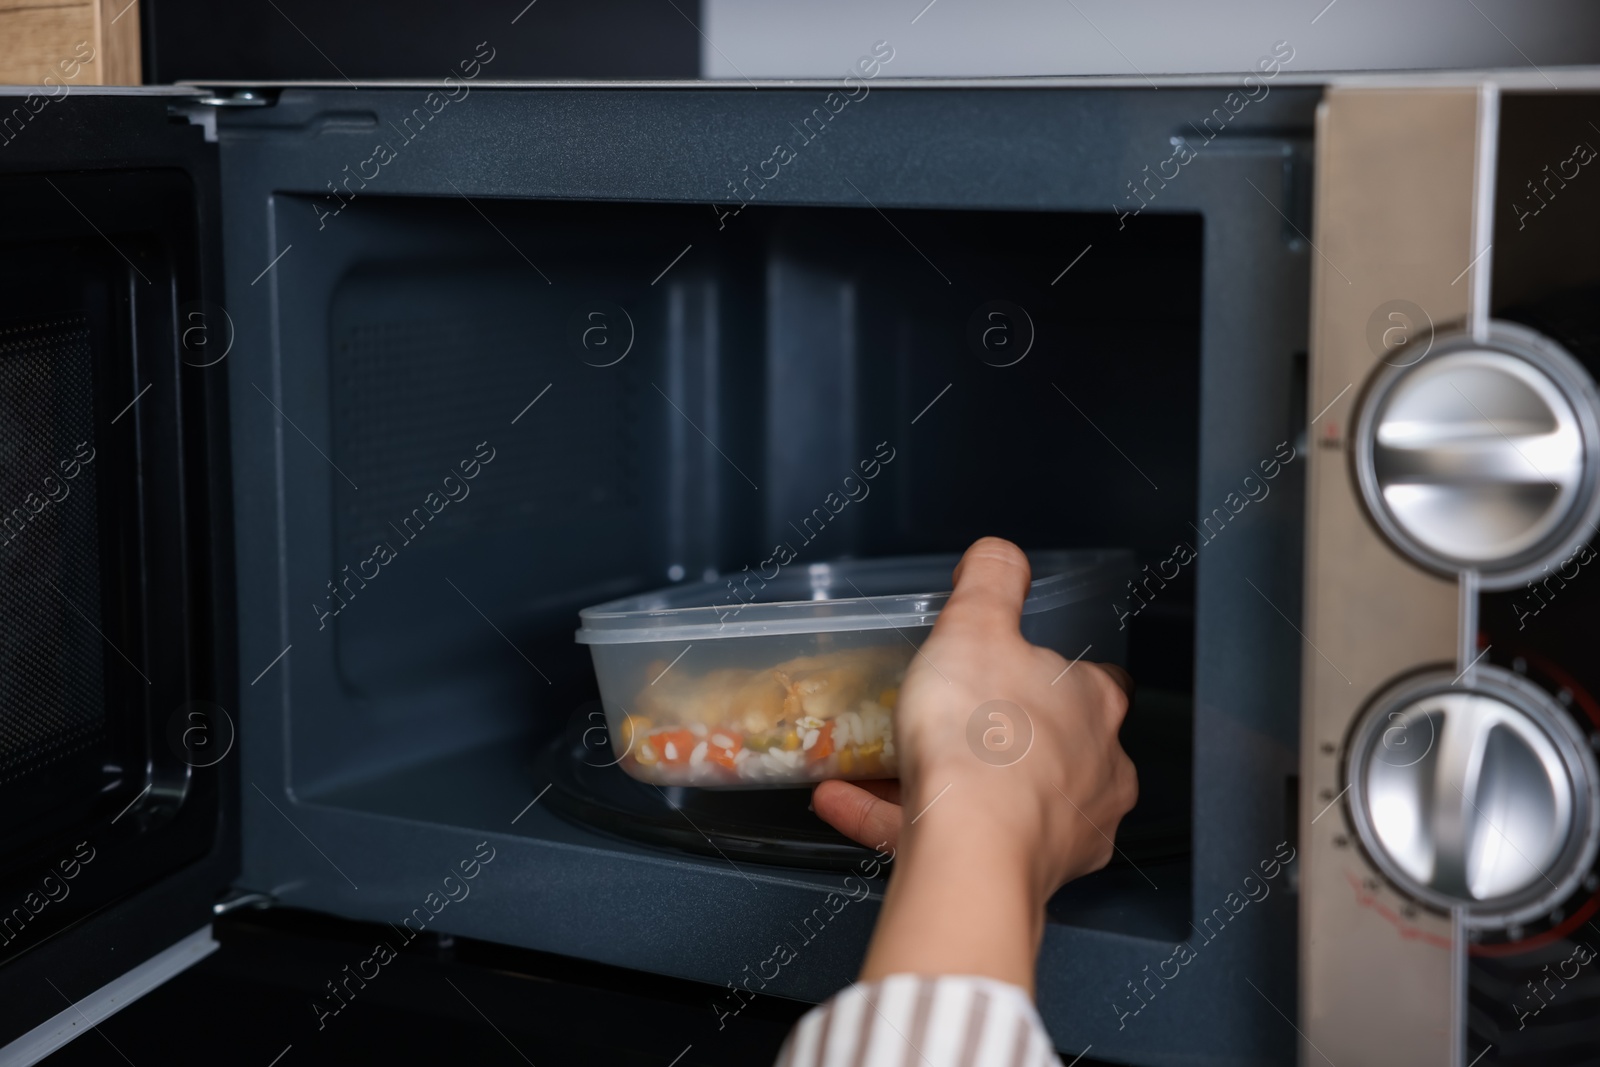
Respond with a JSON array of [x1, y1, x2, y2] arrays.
[[702, 0, 1600, 79]]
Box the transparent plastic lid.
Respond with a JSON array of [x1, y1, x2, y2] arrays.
[[575, 549, 1134, 644]]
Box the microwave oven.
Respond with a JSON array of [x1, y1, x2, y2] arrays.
[[0, 62, 1597, 1067]]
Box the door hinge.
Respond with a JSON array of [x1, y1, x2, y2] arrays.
[[171, 89, 272, 143], [213, 890, 276, 916]]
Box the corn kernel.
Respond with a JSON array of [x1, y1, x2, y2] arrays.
[[621, 715, 652, 748], [878, 687, 899, 708]]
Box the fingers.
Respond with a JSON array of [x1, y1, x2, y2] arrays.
[[1096, 662, 1134, 698], [937, 537, 1032, 642], [812, 779, 904, 851], [1119, 751, 1140, 813]]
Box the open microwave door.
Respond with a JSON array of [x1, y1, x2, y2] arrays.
[[0, 87, 239, 1063]]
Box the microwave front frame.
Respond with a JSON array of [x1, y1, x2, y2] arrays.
[[215, 82, 1315, 1065]]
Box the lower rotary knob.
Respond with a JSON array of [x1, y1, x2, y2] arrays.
[[1346, 666, 1600, 929]]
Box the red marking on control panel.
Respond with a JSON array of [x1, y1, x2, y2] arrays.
[[1345, 870, 1600, 958], [1346, 869, 1452, 949]]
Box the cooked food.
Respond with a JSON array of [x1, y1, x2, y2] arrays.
[[617, 645, 909, 785]]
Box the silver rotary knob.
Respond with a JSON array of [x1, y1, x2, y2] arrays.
[[1346, 667, 1600, 928], [1352, 322, 1600, 588]]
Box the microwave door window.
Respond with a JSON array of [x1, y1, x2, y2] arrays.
[[0, 309, 117, 852]]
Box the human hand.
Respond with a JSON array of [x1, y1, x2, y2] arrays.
[[811, 537, 1138, 990]]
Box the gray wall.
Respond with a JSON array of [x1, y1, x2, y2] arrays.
[[703, 0, 1600, 79]]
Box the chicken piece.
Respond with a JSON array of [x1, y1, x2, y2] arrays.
[[770, 645, 907, 720], [732, 671, 787, 734], [635, 666, 737, 725], [633, 644, 911, 741], [774, 664, 869, 721]]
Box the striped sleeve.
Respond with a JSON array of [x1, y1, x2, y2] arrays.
[[775, 975, 1064, 1067]]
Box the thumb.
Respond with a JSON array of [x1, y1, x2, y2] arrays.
[[934, 537, 1032, 642]]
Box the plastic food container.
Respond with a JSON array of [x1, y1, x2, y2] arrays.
[[575, 549, 1136, 788]]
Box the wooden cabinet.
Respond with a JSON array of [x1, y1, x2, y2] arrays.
[[0, 0, 140, 85]]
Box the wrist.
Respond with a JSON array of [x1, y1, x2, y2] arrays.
[[902, 803, 1050, 910], [901, 769, 1056, 898], [860, 818, 1046, 990], [862, 759, 1064, 991]]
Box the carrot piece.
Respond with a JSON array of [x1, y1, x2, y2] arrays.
[[652, 729, 696, 765], [706, 730, 743, 769], [805, 721, 835, 763]]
